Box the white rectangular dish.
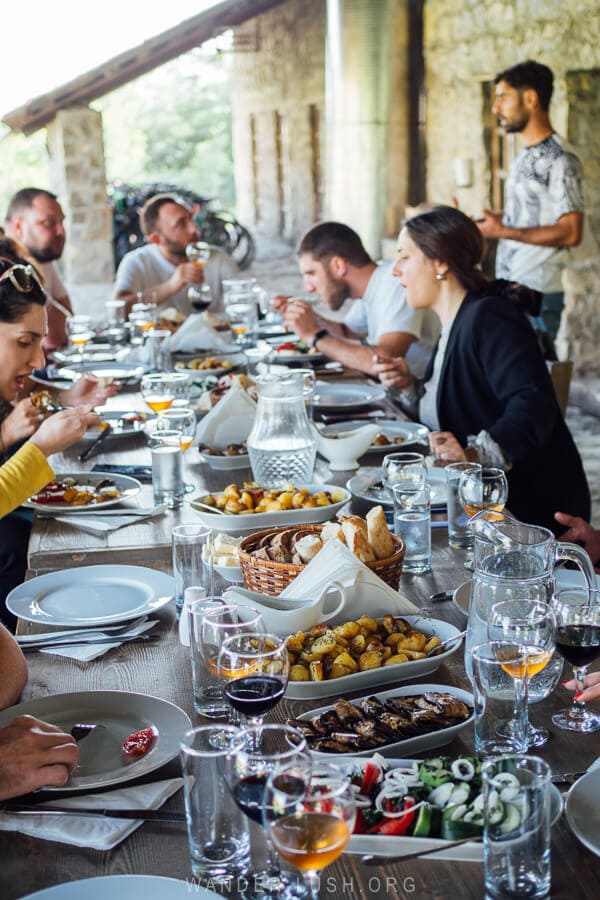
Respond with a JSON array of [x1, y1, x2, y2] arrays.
[[190, 483, 350, 534], [285, 616, 464, 700], [295, 682, 474, 758]]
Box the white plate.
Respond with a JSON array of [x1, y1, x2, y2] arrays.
[[312, 382, 387, 410], [286, 616, 464, 699], [297, 683, 474, 758], [23, 876, 221, 900], [347, 466, 447, 508], [344, 757, 562, 861], [322, 419, 430, 452], [190, 483, 351, 534], [58, 362, 146, 384], [453, 570, 600, 619], [173, 351, 246, 377], [198, 451, 250, 471], [6, 564, 174, 626], [0, 691, 191, 792], [52, 345, 119, 365], [24, 472, 142, 512], [566, 766, 600, 858], [81, 411, 156, 442]]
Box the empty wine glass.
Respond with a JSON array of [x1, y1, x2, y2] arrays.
[[218, 632, 289, 732], [551, 587, 600, 733], [382, 452, 427, 492], [488, 598, 557, 747], [264, 759, 356, 900], [459, 465, 508, 569], [225, 724, 310, 900]]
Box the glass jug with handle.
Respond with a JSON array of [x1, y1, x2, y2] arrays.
[[464, 511, 596, 683]]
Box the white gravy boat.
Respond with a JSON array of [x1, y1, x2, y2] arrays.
[[223, 581, 347, 635]]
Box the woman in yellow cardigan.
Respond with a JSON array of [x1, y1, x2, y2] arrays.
[[0, 255, 98, 516]]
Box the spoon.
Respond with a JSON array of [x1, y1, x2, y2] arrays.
[[191, 499, 227, 515], [425, 630, 466, 657]]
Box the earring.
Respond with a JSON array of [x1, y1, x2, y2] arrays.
[[435, 273, 446, 281]]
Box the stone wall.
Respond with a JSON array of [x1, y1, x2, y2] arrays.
[[47, 106, 114, 316], [423, 0, 600, 374], [231, 0, 327, 243]]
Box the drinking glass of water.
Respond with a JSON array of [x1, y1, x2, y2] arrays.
[[392, 482, 431, 574]]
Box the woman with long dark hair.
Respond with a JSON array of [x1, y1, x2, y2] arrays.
[[375, 205, 590, 534]]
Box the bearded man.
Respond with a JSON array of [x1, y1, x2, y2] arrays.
[[477, 60, 584, 338]]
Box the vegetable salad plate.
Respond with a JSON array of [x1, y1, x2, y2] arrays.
[[23, 877, 222, 900], [343, 757, 562, 862], [286, 616, 464, 700], [6, 564, 174, 627], [0, 691, 191, 791], [24, 472, 142, 512], [312, 383, 387, 410]]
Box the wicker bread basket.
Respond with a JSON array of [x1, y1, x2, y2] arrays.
[[238, 524, 405, 596]]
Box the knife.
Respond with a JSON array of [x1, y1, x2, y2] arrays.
[[0, 802, 186, 823], [16, 616, 153, 645], [21, 634, 159, 652], [78, 422, 113, 461], [319, 410, 388, 424], [551, 770, 585, 785]]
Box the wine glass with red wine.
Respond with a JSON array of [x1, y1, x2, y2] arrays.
[[551, 586, 600, 733], [218, 632, 289, 731], [224, 724, 310, 900]]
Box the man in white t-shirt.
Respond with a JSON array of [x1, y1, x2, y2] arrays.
[[114, 193, 239, 315], [274, 221, 438, 376], [477, 60, 584, 338], [5, 188, 73, 352]]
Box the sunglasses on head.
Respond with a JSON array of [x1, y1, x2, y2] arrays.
[[0, 261, 44, 294]]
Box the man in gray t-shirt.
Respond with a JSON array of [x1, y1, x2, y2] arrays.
[[477, 60, 584, 338], [114, 193, 239, 315]]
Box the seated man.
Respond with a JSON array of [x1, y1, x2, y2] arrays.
[[0, 625, 79, 799], [114, 193, 240, 315], [274, 221, 439, 377], [5, 188, 73, 352]]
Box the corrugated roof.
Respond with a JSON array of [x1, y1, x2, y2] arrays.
[[3, 0, 286, 135]]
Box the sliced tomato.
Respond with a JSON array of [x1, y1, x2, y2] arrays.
[[122, 726, 157, 761], [370, 796, 416, 835], [275, 341, 299, 352], [360, 762, 381, 796]]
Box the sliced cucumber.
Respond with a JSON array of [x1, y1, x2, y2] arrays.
[[412, 802, 432, 837], [428, 782, 455, 807], [499, 802, 522, 834], [449, 783, 471, 806]]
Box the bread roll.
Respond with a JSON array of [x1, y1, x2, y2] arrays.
[[295, 534, 323, 563], [341, 520, 376, 563], [366, 505, 395, 559], [320, 522, 345, 544]]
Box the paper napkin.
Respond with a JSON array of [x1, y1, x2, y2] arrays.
[[280, 539, 419, 620], [0, 778, 183, 850], [50, 505, 167, 536], [194, 380, 256, 447], [40, 618, 158, 662], [166, 314, 233, 353]]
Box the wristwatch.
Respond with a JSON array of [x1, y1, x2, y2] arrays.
[[311, 329, 329, 349]]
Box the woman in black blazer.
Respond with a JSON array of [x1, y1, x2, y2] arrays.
[[375, 205, 590, 535]]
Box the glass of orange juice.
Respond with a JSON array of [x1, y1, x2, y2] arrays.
[[264, 760, 356, 899]]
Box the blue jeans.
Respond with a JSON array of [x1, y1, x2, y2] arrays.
[[534, 292, 564, 340]]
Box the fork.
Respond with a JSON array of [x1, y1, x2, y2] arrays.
[[16, 615, 152, 646]]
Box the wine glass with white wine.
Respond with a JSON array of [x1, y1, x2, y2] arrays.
[[186, 241, 212, 311]]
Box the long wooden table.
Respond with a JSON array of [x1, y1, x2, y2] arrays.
[[4, 393, 600, 899]]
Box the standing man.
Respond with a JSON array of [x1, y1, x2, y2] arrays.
[[113, 193, 239, 315], [274, 221, 438, 377], [5, 188, 72, 351], [478, 60, 584, 338]]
